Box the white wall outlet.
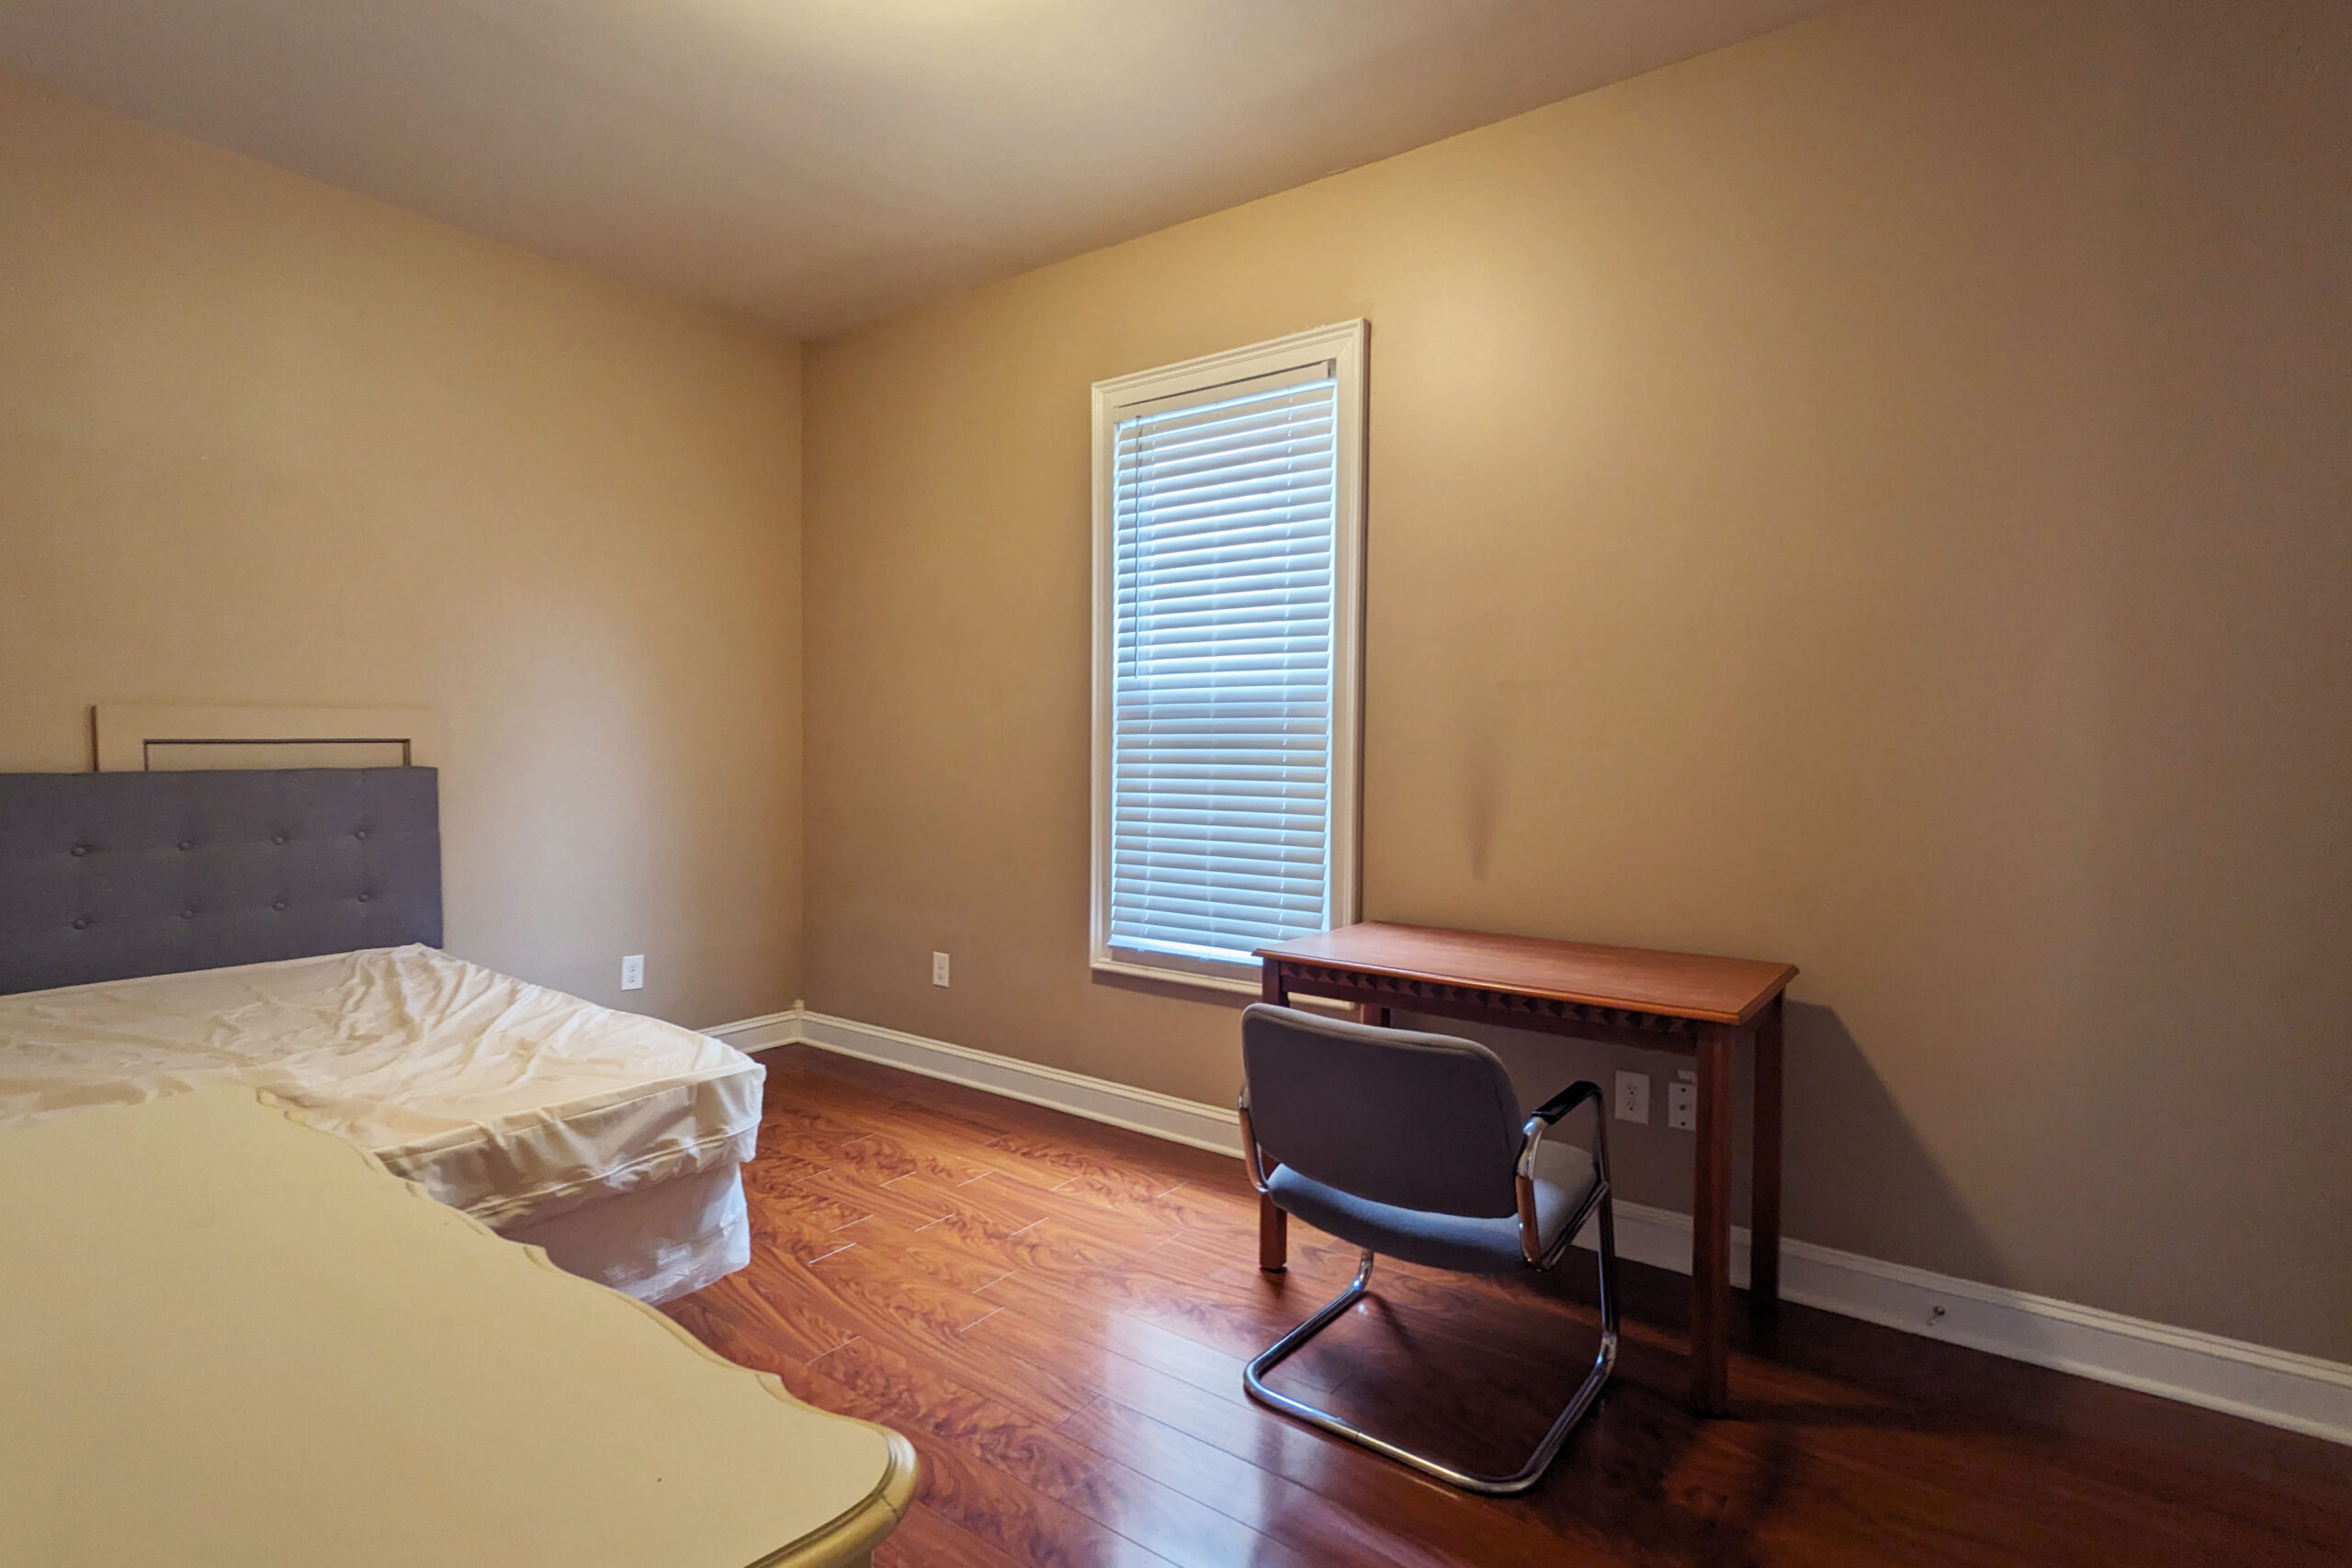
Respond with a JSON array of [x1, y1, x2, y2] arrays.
[[1668, 1071, 1698, 1131], [620, 953, 645, 991], [1612, 1070, 1650, 1124], [931, 951, 950, 987]]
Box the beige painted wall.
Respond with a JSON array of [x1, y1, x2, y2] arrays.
[[803, 0, 2352, 1359], [0, 72, 804, 1027]]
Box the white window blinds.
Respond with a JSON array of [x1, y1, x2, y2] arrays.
[[1093, 327, 1363, 982]]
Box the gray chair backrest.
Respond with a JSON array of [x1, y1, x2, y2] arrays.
[[1241, 1003, 1524, 1219]]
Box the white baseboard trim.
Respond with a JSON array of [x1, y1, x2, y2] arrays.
[[709, 1008, 1246, 1158], [1590, 1200, 2352, 1446], [703, 1010, 800, 1054], [705, 1007, 2352, 1448]]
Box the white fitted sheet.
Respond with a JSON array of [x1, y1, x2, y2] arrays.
[[0, 945, 763, 1231], [505, 1160, 752, 1304]]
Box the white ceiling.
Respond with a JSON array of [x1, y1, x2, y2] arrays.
[[0, 0, 1838, 336]]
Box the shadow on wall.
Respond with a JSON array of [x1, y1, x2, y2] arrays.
[[1391, 998, 2006, 1289]]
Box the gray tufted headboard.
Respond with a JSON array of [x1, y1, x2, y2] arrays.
[[0, 767, 442, 996]]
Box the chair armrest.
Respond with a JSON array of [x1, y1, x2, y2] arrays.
[[1237, 1086, 1277, 1195], [1516, 1080, 1607, 1268], [1526, 1080, 1605, 1131]]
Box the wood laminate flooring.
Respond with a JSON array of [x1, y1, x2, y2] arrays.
[[662, 1046, 2352, 1567]]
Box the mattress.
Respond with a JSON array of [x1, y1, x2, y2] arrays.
[[506, 1158, 752, 1303], [0, 945, 763, 1233]]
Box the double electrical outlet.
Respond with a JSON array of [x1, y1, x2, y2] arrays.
[[1614, 1067, 1697, 1131]]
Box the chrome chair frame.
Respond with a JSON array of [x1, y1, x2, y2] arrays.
[[1238, 1079, 1620, 1496]]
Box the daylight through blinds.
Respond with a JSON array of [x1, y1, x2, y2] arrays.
[[1107, 369, 1338, 966]]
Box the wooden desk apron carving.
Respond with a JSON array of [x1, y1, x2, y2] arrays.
[[1255, 921, 1795, 1416]]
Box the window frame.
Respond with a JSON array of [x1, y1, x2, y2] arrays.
[[1088, 320, 1368, 995]]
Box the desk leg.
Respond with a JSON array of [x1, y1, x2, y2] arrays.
[[1259, 960, 1289, 1273], [1691, 1023, 1736, 1415], [1751, 995, 1784, 1314]]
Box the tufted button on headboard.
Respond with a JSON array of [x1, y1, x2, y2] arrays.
[[0, 768, 442, 996]]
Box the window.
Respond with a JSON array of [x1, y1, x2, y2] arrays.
[[1090, 321, 1366, 990]]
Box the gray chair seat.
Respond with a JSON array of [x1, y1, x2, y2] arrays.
[[1266, 1137, 1598, 1275]]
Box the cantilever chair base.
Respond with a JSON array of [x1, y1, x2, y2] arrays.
[[1242, 1217, 1620, 1496]]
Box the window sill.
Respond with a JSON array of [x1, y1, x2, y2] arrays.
[[1088, 954, 1359, 1016], [1089, 955, 1264, 998]]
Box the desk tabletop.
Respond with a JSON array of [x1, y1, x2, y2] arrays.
[[1259, 922, 1796, 1025], [0, 1088, 914, 1568]]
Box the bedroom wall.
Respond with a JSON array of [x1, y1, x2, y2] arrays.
[[0, 72, 805, 1027], [799, 0, 2352, 1360]]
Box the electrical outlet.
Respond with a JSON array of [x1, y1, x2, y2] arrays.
[[1668, 1071, 1697, 1131], [931, 951, 950, 987], [620, 953, 645, 991], [1612, 1070, 1650, 1124]]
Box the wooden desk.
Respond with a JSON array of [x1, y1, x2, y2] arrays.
[[0, 1088, 916, 1568], [1256, 921, 1796, 1416]]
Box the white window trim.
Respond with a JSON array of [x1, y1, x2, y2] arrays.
[[1089, 320, 1368, 996]]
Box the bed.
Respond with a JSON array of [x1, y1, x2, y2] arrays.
[[0, 765, 764, 1304]]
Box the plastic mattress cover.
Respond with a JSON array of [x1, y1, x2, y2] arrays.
[[0, 945, 763, 1229]]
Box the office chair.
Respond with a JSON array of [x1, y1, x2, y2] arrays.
[[1237, 1002, 1619, 1495]]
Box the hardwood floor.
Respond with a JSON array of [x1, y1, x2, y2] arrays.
[[664, 1046, 2352, 1567]]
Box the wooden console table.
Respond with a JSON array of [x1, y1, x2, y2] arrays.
[[1257, 921, 1795, 1416]]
